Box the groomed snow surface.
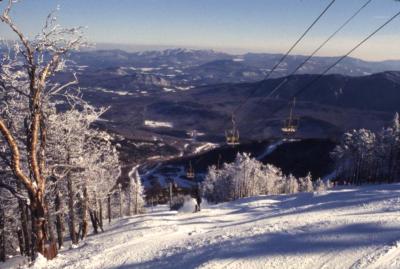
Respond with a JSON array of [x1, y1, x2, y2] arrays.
[[32, 184, 400, 269]]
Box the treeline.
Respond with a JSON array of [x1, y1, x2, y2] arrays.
[[201, 153, 328, 203], [331, 113, 400, 185]]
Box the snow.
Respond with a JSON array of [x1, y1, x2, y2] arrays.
[[193, 143, 218, 154], [13, 184, 400, 269], [176, 86, 194, 91], [1, 184, 400, 269], [2, 256, 28, 269], [178, 196, 198, 213], [144, 120, 173, 128], [76, 65, 88, 71], [233, 58, 244, 62], [139, 67, 160, 72], [94, 87, 133, 96], [32, 254, 48, 269], [163, 87, 176, 92]]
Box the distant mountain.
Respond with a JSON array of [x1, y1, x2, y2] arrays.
[[64, 49, 400, 101], [70, 49, 400, 86], [56, 49, 400, 171], [247, 71, 400, 112], [85, 70, 400, 148], [70, 48, 232, 70]]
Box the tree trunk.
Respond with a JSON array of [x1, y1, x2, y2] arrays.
[[81, 185, 89, 239], [107, 194, 111, 224], [94, 212, 104, 233], [17, 229, 24, 256], [0, 204, 6, 262], [30, 196, 48, 259], [97, 220, 104, 233], [46, 205, 55, 247], [89, 210, 98, 234], [135, 188, 139, 215], [55, 189, 64, 248], [168, 183, 172, 211], [17, 181, 30, 257], [18, 202, 30, 257], [99, 200, 103, 230], [67, 175, 78, 245], [118, 184, 123, 218], [127, 184, 132, 216]]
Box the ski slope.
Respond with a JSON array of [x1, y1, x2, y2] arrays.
[[37, 184, 400, 269]]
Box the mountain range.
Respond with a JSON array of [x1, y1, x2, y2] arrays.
[[53, 49, 400, 181], [69, 48, 400, 90]]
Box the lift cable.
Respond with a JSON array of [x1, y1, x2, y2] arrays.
[[265, 9, 400, 121], [233, 0, 337, 115], [265, 0, 373, 100]]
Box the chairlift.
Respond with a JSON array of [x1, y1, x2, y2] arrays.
[[186, 161, 195, 179], [281, 98, 299, 136], [225, 114, 240, 146]]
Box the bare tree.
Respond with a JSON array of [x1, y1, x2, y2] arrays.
[[0, 0, 83, 259]]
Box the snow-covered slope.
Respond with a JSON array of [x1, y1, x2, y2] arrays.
[[38, 184, 400, 269]]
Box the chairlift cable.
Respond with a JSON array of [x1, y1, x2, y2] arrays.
[[232, 0, 337, 115], [266, 9, 400, 121], [265, 0, 373, 100]]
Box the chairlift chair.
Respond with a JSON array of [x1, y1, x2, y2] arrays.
[[225, 114, 240, 146], [281, 98, 299, 136], [186, 161, 195, 179], [281, 118, 299, 135]]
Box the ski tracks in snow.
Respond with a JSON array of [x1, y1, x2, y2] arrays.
[[42, 184, 400, 269]]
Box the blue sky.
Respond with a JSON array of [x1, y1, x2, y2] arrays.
[[1, 0, 400, 60]]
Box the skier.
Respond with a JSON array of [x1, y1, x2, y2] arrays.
[[194, 183, 202, 212]]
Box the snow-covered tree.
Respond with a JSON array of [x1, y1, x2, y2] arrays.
[[332, 113, 400, 185], [262, 164, 285, 195], [0, 1, 85, 259], [46, 102, 121, 239], [0, 188, 19, 261], [0, 2, 128, 261], [314, 178, 327, 194], [299, 172, 314, 192], [202, 153, 314, 203], [285, 174, 299, 194], [127, 166, 145, 215]]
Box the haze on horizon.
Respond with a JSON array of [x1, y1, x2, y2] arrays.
[[1, 0, 400, 61]]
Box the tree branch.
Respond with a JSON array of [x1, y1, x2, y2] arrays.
[[0, 118, 35, 195], [0, 0, 34, 67]]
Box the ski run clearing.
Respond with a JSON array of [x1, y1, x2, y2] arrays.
[[25, 184, 400, 269]]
